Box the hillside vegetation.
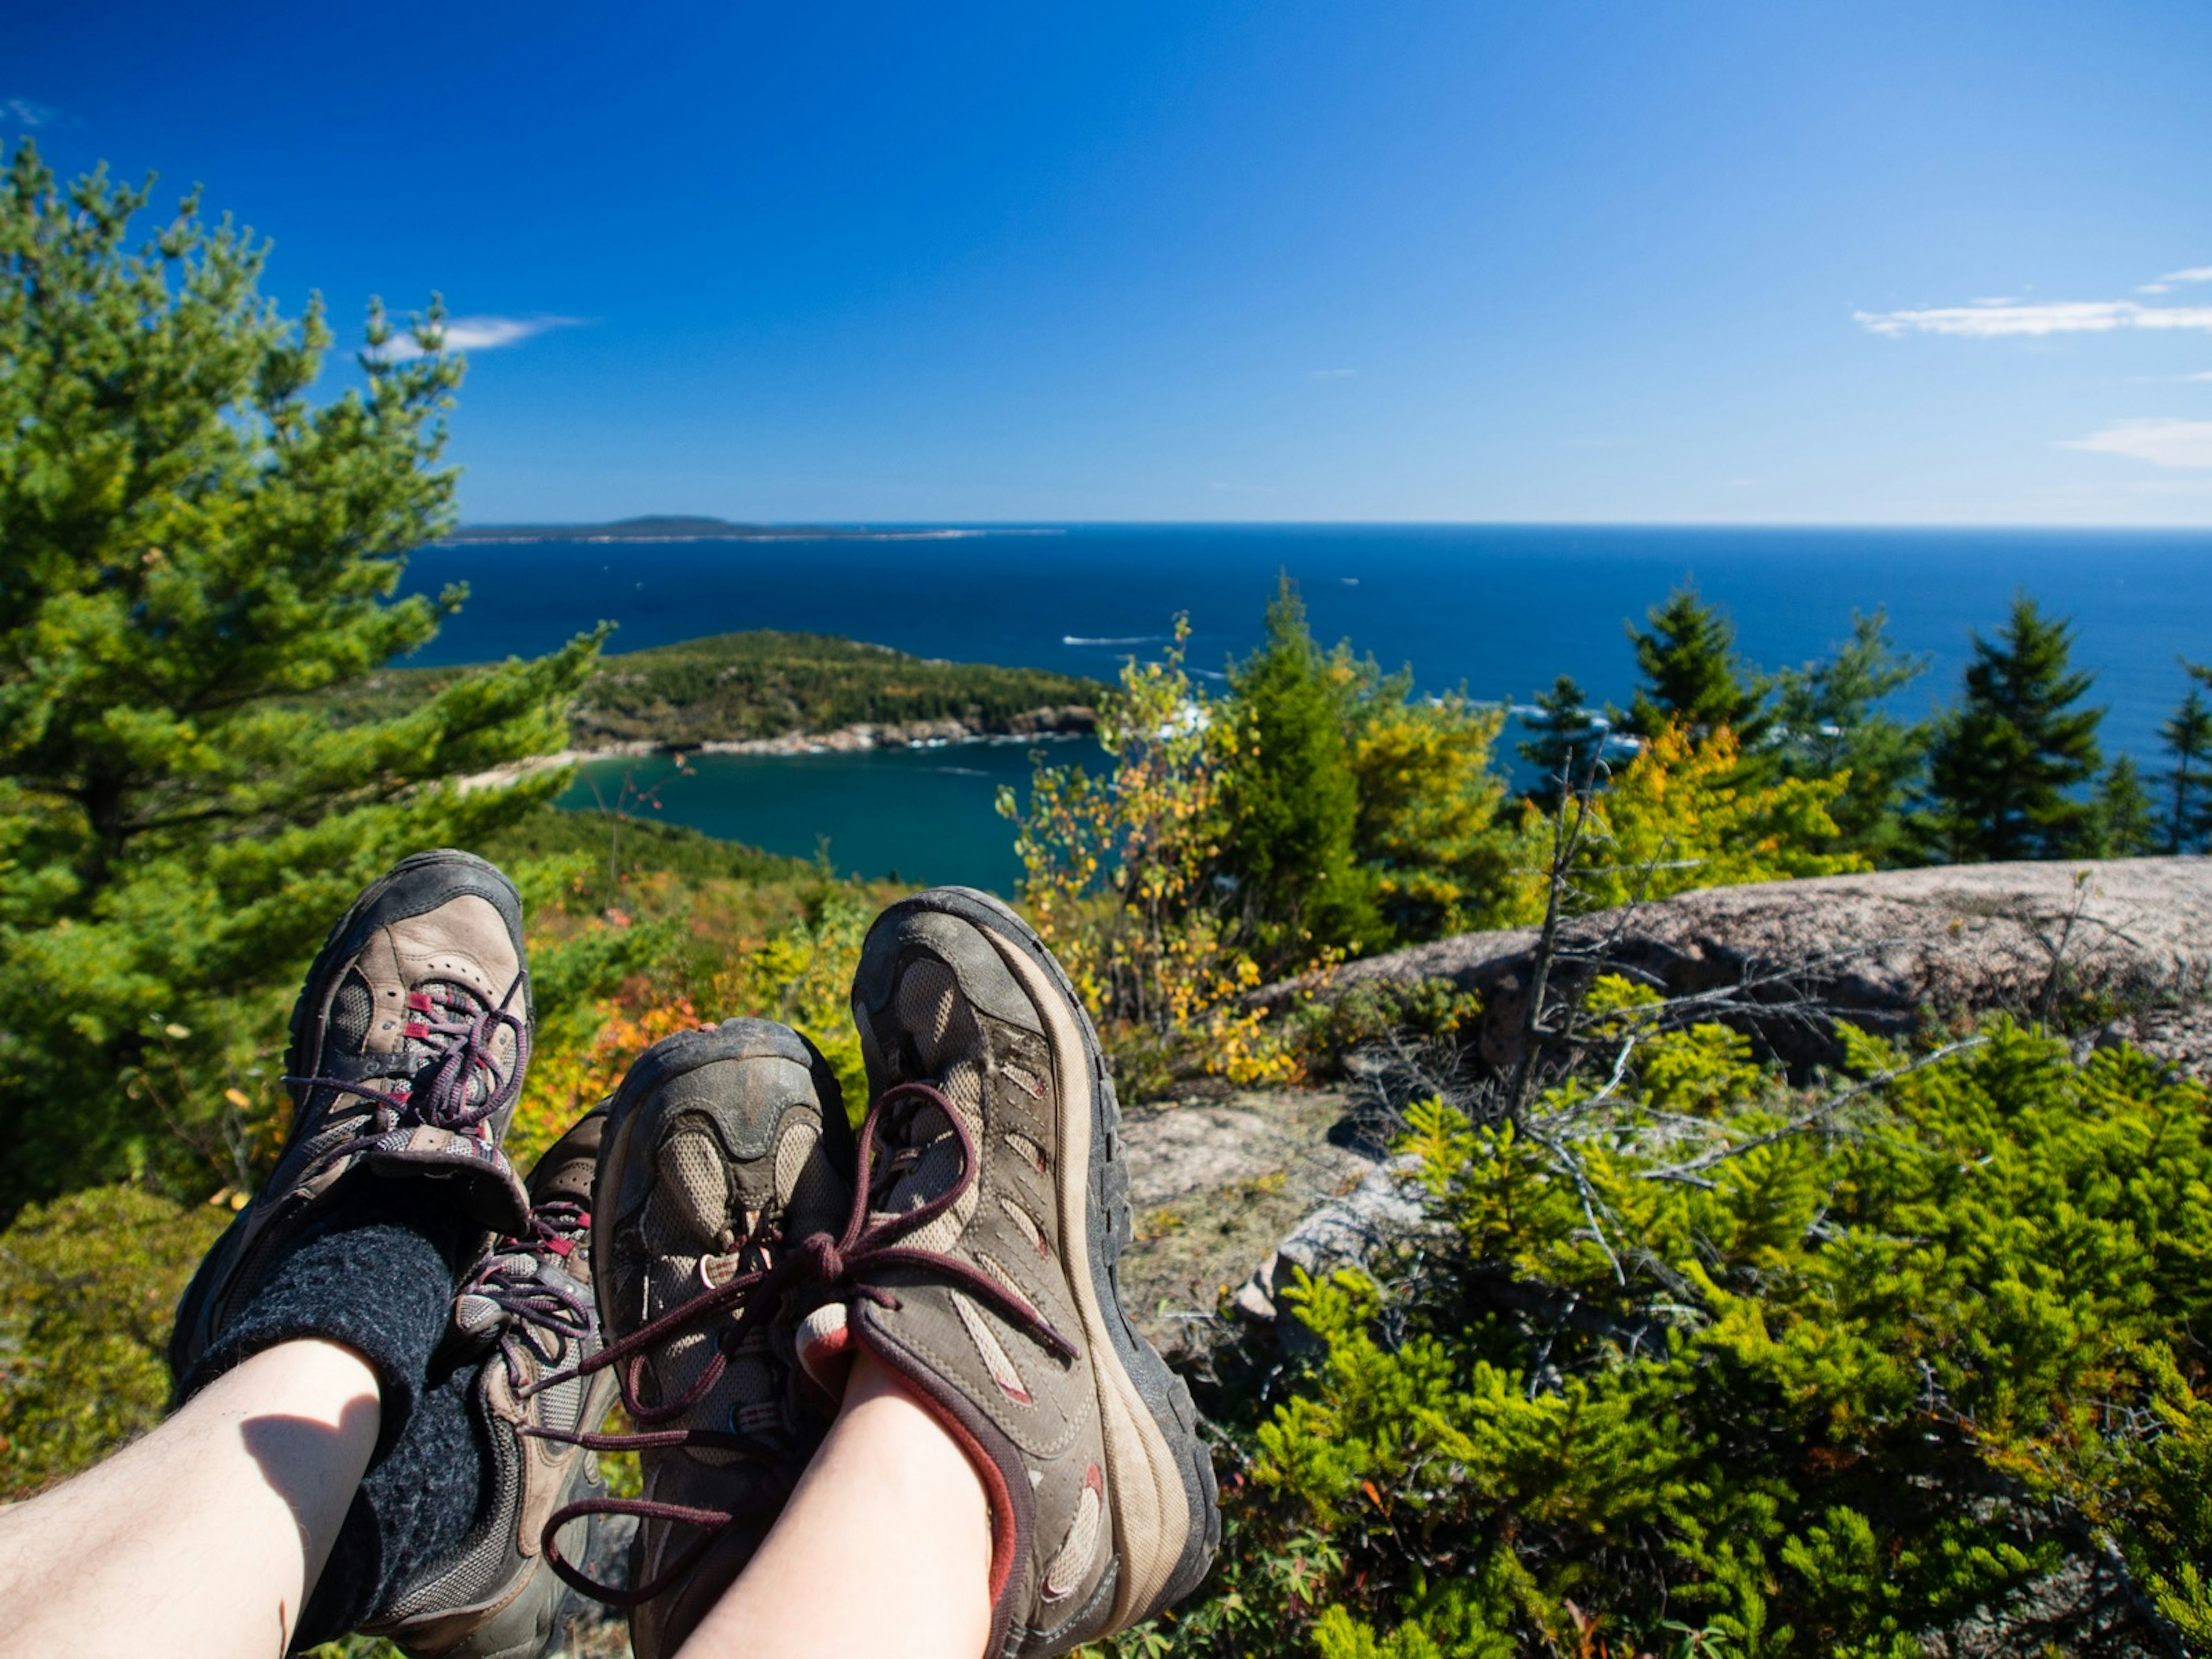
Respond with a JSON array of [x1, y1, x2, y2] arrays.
[[343, 628, 1101, 747]]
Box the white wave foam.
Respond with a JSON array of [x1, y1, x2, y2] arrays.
[[1061, 634, 1166, 646]]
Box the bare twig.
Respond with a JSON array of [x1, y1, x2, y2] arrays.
[[2035, 869, 2096, 1027], [1632, 1035, 1987, 1185], [1520, 1118, 1628, 1287]]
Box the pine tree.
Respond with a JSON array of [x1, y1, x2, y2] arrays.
[[1220, 575, 1382, 967], [1770, 610, 1930, 866], [1516, 675, 1601, 812], [2096, 756, 2160, 857], [1343, 654, 1514, 941], [0, 143, 599, 1207], [2158, 665, 2212, 853], [1620, 583, 1767, 743], [1917, 594, 2104, 863]]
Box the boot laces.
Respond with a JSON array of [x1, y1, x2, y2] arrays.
[[284, 972, 531, 1175], [523, 1078, 1080, 1608], [462, 1197, 598, 1391]]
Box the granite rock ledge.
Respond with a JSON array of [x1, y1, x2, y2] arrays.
[[1255, 856, 2212, 1079]]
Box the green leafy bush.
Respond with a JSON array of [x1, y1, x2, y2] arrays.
[[0, 1184, 226, 1497], [1119, 1021, 2212, 1656]]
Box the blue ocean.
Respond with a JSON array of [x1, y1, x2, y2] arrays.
[[403, 525, 2212, 892]]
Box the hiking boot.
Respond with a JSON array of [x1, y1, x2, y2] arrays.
[[550, 1020, 855, 1659], [357, 1107, 618, 1658], [798, 887, 1219, 1658], [172, 850, 535, 1380]]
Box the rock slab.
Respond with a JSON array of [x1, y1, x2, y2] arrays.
[[1266, 857, 2212, 1075]]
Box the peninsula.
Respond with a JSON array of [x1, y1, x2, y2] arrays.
[[349, 629, 1102, 753]]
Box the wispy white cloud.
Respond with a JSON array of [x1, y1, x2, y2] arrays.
[[2142, 266, 2212, 294], [378, 314, 584, 361], [2, 97, 62, 129], [2059, 418, 2212, 469], [1855, 298, 2212, 337], [1310, 368, 1358, 380]]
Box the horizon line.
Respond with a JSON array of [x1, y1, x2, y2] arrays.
[[450, 515, 2212, 533]]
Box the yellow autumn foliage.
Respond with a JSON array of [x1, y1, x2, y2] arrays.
[[1505, 724, 1866, 918]]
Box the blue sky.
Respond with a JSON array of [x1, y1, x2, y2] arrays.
[[8, 1, 2212, 525]]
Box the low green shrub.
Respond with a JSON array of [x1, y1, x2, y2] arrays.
[[1287, 978, 1486, 1073], [0, 1184, 226, 1498], [1112, 1020, 2212, 1657]]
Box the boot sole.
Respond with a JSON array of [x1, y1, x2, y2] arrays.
[[872, 887, 1222, 1632]]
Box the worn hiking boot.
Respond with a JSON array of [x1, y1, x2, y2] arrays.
[[172, 849, 535, 1379], [361, 1108, 618, 1659], [558, 1020, 856, 1659], [799, 887, 1220, 1658]]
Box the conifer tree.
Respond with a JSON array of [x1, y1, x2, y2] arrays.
[[1770, 610, 1929, 865], [0, 143, 599, 1207], [1343, 654, 1513, 941], [1516, 674, 1601, 812], [1916, 594, 2103, 863], [2096, 756, 2160, 857], [2159, 665, 2212, 853], [1219, 575, 1382, 967], [1619, 583, 1767, 743]]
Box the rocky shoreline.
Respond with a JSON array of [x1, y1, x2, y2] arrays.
[[459, 703, 1096, 791]]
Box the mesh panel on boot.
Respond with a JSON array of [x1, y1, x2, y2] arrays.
[[775, 1121, 848, 1243], [650, 1127, 731, 1248], [878, 960, 991, 1252], [896, 957, 965, 1059], [632, 1122, 798, 1461], [330, 971, 376, 1051]]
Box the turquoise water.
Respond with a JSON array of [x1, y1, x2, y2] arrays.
[[556, 740, 1055, 892], [413, 524, 2212, 888]]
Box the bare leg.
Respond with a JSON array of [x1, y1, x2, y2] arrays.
[[0, 1338, 380, 1659], [677, 1351, 993, 1659]]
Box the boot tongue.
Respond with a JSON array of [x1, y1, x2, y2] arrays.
[[635, 1126, 791, 1455]]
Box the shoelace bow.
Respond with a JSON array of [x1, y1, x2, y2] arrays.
[[527, 1079, 1081, 1607], [285, 974, 532, 1184], [464, 1198, 599, 1392]]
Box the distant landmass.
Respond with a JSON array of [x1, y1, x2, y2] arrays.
[[337, 628, 1102, 753], [438, 515, 1003, 544]]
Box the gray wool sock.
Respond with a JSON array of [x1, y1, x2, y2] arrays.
[[294, 1343, 491, 1649], [174, 1184, 494, 1652]]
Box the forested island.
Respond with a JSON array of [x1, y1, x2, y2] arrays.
[[344, 628, 1102, 752]]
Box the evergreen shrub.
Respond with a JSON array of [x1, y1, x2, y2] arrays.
[[1111, 1020, 2212, 1657]]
